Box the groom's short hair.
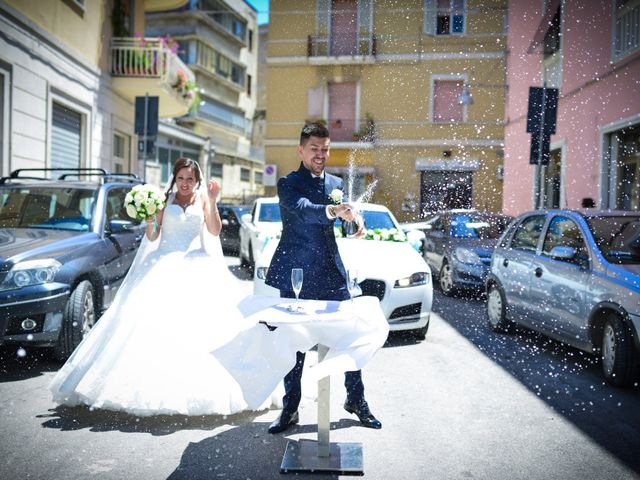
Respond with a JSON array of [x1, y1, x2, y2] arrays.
[[300, 122, 330, 146]]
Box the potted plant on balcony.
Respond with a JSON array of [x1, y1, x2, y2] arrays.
[[172, 69, 201, 112]]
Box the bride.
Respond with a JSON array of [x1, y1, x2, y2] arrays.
[[49, 158, 263, 416]]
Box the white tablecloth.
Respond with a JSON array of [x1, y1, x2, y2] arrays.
[[212, 295, 389, 409]]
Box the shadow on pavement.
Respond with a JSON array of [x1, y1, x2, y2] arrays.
[[0, 346, 58, 382], [168, 420, 361, 480], [432, 290, 640, 474], [39, 405, 267, 437]]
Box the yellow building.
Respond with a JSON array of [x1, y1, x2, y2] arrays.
[[265, 0, 507, 220]]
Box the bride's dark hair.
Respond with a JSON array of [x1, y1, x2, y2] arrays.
[[165, 157, 202, 202]]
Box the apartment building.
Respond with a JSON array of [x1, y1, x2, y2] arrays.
[[0, 0, 199, 182], [503, 0, 640, 214], [266, 0, 508, 220], [145, 0, 264, 203]]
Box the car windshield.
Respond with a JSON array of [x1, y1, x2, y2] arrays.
[[0, 187, 96, 231], [450, 214, 511, 239], [586, 215, 640, 264], [336, 210, 397, 230], [258, 203, 281, 222]]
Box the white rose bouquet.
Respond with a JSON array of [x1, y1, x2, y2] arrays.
[[328, 188, 344, 204], [123, 184, 166, 221]]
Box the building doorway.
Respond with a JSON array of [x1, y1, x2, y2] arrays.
[[420, 170, 473, 216], [605, 122, 640, 211]]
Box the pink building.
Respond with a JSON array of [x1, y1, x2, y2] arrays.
[[503, 0, 640, 215]]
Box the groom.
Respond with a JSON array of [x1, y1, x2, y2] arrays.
[[265, 122, 382, 434]]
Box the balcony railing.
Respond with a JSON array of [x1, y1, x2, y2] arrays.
[[307, 34, 377, 57], [110, 37, 196, 118], [323, 117, 376, 143]]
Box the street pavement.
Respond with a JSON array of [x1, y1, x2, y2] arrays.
[[0, 256, 639, 480]]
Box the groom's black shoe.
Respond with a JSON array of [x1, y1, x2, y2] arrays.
[[268, 410, 299, 434], [344, 401, 382, 429]]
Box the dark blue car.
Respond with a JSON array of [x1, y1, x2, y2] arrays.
[[0, 169, 145, 360], [420, 210, 513, 296]]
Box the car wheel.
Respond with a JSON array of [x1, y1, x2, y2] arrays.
[[486, 284, 512, 333], [53, 280, 95, 361], [439, 261, 456, 296], [601, 314, 638, 387]]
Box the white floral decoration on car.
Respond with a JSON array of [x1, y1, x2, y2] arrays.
[[123, 184, 166, 221], [328, 188, 344, 204]]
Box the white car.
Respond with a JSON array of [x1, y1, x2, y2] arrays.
[[239, 197, 282, 268], [253, 203, 433, 339]]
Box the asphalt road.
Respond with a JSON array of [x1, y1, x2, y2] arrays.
[[0, 256, 639, 480]]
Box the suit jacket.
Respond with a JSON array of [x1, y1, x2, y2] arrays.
[[265, 163, 349, 297]]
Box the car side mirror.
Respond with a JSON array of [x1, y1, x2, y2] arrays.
[[108, 219, 136, 234], [241, 213, 253, 224], [549, 246, 576, 260]]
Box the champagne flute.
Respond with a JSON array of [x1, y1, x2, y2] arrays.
[[343, 209, 362, 239], [291, 268, 303, 312], [347, 269, 359, 306]]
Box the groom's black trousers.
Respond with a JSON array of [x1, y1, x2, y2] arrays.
[[279, 288, 366, 413]]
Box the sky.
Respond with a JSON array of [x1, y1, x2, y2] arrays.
[[246, 0, 269, 25]]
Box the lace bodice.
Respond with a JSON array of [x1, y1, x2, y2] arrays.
[[158, 197, 204, 253]]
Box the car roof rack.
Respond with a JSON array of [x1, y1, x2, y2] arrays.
[[0, 168, 142, 185]]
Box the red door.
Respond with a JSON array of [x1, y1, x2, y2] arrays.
[[329, 82, 356, 141]]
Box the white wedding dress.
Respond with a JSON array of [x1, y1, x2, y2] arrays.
[[49, 191, 266, 416]]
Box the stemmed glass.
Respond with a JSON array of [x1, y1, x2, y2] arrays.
[[347, 269, 359, 306], [342, 210, 361, 239], [291, 268, 303, 312]]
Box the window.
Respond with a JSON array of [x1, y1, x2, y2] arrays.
[[328, 82, 357, 141], [511, 215, 546, 252], [613, 0, 640, 61], [254, 170, 263, 184], [542, 216, 589, 265], [248, 29, 253, 52], [51, 102, 82, 169], [240, 167, 251, 182], [106, 187, 141, 225], [113, 132, 129, 174], [210, 162, 223, 177], [605, 123, 640, 211], [247, 74, 252, 97], [312, 0, 374, 56], [424, 0, 465, 35], [197, 42, 246, 87], [432, 80, 463, 123]]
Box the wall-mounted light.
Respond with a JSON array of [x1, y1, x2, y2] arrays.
[[458, 83, 474, 105]]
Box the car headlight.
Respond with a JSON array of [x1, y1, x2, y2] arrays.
[[0, 259, 62, 291], [256, 266, 269, 280], [453, 247, 482, 265], [394, 272, 429, 288]]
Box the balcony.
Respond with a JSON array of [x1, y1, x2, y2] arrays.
[[110, 37, 196, 118], [307, 34, 377, 59]]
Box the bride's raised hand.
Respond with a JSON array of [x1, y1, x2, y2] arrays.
[[207, 179, 221, 200]]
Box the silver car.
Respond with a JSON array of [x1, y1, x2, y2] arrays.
[[486, 209, 640, 387]]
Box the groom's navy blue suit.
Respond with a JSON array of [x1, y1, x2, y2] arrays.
[[265, 162, 365, 414]]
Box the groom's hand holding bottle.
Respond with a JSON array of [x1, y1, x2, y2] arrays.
[[329, 203, 365, 238]]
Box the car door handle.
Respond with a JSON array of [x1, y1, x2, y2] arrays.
[[502, 258, 509, 267], [534, 267, 543, 277]]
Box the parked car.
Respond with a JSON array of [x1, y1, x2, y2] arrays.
[[486, 209, 640, 387], [218, 204, 248, 255], [239, 197, 282, 269], [253, 203, 432, 339], [0, 168, 146, 360], [418, 210, 513, 295]]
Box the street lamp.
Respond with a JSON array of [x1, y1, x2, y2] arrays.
[[458, 83, 474, 105]]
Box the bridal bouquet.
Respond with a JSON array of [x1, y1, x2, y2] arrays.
[[124, 184, 166, 220]]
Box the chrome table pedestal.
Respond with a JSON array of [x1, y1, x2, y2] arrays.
[[280, 345, 364, 475]]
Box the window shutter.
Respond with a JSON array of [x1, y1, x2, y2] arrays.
[[423, 0, 436, 35], [51, 103, 81, 169], [357, 0, 373, 54], [307, 87, 325, 119], [317, 0, 330, 37]]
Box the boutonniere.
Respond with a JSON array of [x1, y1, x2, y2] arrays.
[[328, 188, 344, 204]]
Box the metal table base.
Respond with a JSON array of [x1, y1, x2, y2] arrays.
[[280, 345, 364, 475]]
